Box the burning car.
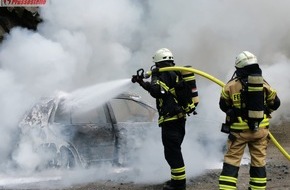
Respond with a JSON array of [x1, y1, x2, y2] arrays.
[[18, 93, 157, 170]]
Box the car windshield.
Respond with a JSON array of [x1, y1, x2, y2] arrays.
[[109, 99, 156, 122]]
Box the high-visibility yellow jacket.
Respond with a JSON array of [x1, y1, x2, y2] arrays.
[[220, 77, 280, 130]]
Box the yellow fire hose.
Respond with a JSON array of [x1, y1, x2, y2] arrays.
[[145, 66, 290, 161]]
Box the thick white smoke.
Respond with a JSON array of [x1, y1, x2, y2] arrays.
[[0, 0, 290, 187]]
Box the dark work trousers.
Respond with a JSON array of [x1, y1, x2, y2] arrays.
[[161, 118, 186, 186]]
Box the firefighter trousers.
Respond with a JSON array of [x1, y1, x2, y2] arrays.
[[161, 118, 186, 187], [219, 128, 270, 190]]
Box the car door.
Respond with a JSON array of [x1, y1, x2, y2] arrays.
[[53, 103, 116, 166], [107, 98, 157, 165]]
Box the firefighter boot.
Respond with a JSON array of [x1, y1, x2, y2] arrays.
[[163, 180, 186, 190]]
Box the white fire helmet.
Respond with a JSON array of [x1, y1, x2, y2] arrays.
[[235, 51, 258, 68], [152, 48, 174, 63]]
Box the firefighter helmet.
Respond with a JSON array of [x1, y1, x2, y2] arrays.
[[235, 51, 258, 68], [152, 48, 174, 63]]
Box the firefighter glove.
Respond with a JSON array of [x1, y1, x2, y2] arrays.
[[131, 75, 143, 84]]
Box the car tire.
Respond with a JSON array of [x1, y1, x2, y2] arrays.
[[58, 146, 76, 169]]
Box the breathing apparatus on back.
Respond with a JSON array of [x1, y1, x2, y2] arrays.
[[234, 51, 265, 131]]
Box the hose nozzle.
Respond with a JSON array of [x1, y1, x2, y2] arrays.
[[131, 68, 146, 83]]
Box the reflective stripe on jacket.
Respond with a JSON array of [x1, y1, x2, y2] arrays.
[[230, 116, 270, 130]]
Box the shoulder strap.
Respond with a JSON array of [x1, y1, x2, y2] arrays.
[[238, 77, 247, 87]]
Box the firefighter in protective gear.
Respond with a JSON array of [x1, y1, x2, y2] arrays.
[[132, 48, 187, 190], [218, 51, 281, 190]]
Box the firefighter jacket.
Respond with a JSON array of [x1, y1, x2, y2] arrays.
[[219, 77, 280, 131], [147, 70, 186, 125]]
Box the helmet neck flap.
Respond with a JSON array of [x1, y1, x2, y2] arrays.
[[235, 64, 262, 79]]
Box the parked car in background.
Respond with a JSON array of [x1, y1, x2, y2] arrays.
[[18, 93, 157, 170]]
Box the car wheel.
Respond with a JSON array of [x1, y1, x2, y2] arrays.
[[58, 146, 76, 169], [36, 143, 58, 170], [36, 144, 76, 170]]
